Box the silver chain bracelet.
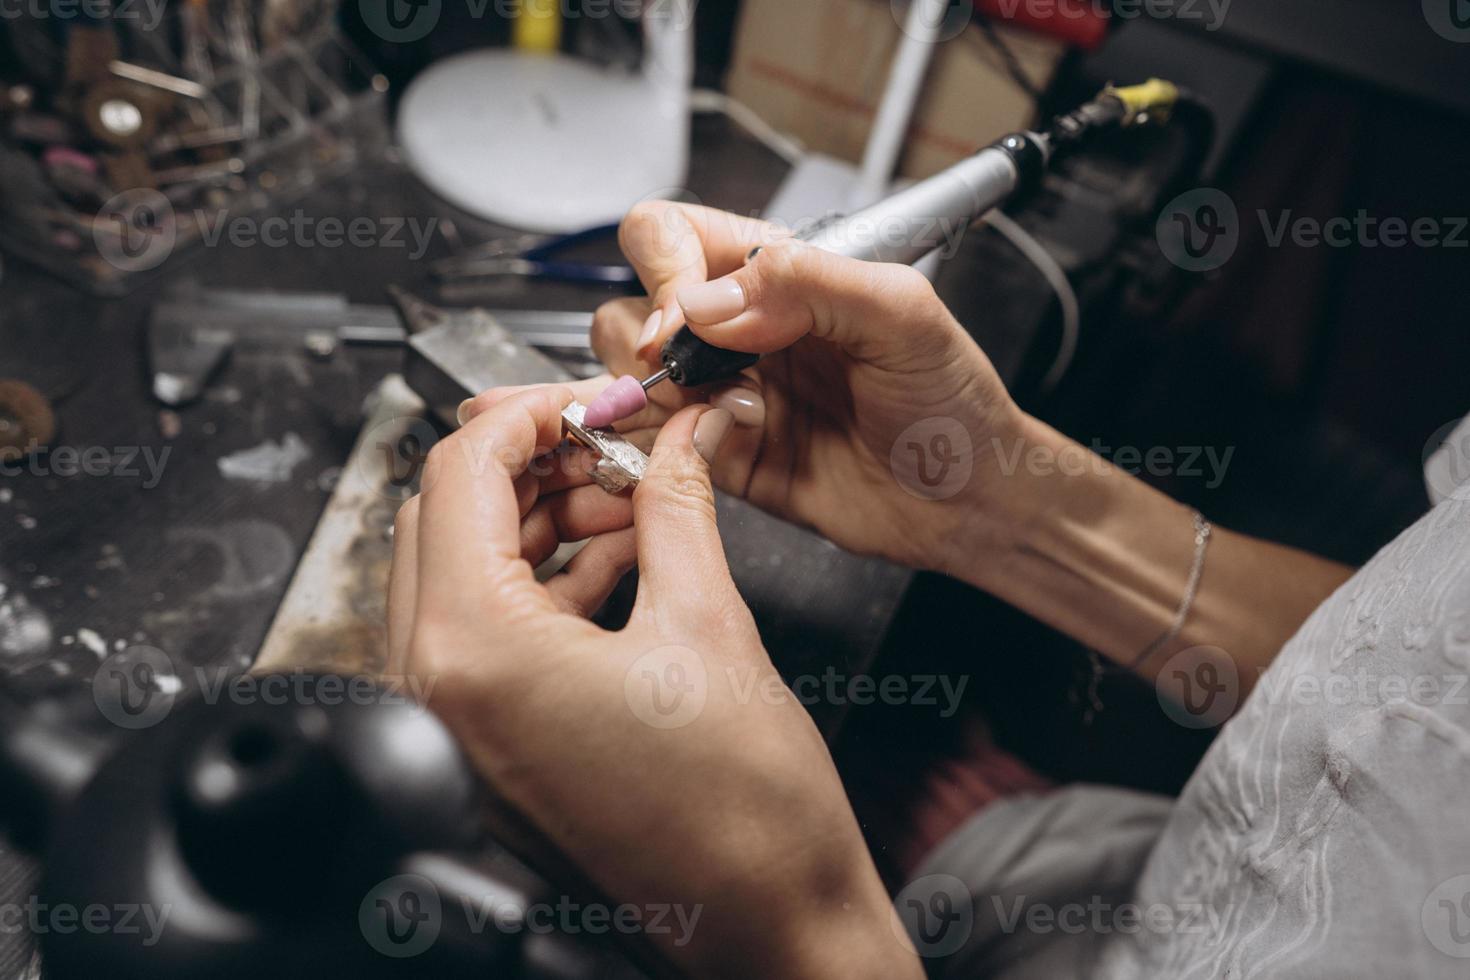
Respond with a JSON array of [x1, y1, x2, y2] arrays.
[[1131, 511, 1212, 670]]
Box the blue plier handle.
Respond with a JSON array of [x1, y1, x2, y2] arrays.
[[432, 223, 638, 286]]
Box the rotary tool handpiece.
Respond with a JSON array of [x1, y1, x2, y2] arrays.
[[654, 133, 1041, 389]]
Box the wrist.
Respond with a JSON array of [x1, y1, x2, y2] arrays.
[[916, 406, 1050, 589], [935, 412, 1216, 664], [729, 899, 923, 980]]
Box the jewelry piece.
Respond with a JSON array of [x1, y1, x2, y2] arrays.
[[561, 402, 649, 494], [1132, 511, 1212, 669]]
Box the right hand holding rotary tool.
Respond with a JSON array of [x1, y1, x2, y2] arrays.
[[575, 200, 1352, 685], [591, 200, 1030, 579]]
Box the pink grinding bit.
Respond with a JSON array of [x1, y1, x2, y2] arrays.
[[583, 375, 649, 428]]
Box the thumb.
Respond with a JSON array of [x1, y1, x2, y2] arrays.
[[673, 241, 953, 366], [631, 405, 744, 624]]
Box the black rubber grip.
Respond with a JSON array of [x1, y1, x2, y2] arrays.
[[660, 327, 761, 387]]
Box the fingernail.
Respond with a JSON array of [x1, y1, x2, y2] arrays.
[[711, 387, 765, 428], [693, 409, 734, 464], [635, 309, 663, 354], [677, 279, 747, 324], [456, 398, 474, 426]]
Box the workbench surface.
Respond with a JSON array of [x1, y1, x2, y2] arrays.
[[0, 114, 919, 734]]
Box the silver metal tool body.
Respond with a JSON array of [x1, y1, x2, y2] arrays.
[[786, 138, 1037, 265]]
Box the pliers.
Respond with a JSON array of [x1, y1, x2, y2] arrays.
[[429, 223, 638, 286]]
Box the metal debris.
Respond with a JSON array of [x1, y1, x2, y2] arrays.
[[76, 628, 108, 658], [217, 432, 311, 483], [0, 586, 52, 663]]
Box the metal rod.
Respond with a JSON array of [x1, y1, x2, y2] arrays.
[[108, 61, 210, 101], [640, 367, 671, 391]]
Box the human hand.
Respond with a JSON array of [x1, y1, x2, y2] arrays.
[[391, 386, 922, 980], [590, 201, 1029, 579]]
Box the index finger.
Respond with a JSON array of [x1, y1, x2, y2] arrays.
[[414, 386, 573, 618], [618, 202, 782, 357]]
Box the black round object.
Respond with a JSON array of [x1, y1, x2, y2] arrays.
[[37, 677, 485, 980]]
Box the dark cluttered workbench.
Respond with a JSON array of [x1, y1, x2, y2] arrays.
[[0, 112, 944, 728]]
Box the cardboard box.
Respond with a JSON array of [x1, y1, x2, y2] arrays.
[[726, 0, 1064, 180]]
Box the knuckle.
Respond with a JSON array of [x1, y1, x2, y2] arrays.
[[619, 200, 686, 263], [469, 390, 499, 416], [420, 440, 450, 488], [618, 200, 666, 244], [752, 239, 804, 286], [589, 298, 646, 358], [885, 261, 936, 298], [392, 495, 420, 537], [648, 453, 717, 516]]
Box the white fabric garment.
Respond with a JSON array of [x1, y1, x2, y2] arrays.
[[909, 418, 1470, 978]]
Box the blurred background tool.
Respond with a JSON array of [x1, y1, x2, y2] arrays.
[[393, 288, 572, 427], [971, 0, 1109, 50], [146, 282, 409, 406], [428, 222, 637, 286], [513, 0, 564, 53], [0, 10, 388, 295], [0, 380, 56, 463], [599, 81, 1197, 423], [147, 282, 599, 407], [396, 1, 694, 233]]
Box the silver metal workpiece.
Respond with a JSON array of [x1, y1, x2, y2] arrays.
[[561, 402, 649, 494]]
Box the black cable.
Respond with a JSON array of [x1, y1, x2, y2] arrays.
[[967, 15, 1043, 102]]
